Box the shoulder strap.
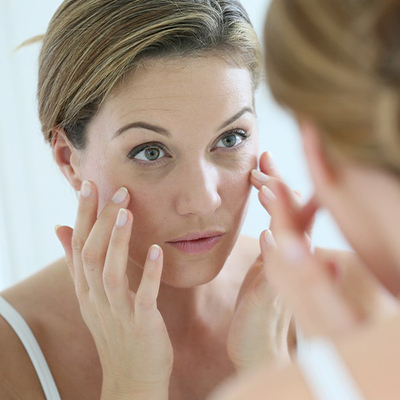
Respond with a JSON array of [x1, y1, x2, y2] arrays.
[[0, 296, 62, 400]]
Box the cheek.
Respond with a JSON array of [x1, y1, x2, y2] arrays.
[[219, 153, 257, 212]]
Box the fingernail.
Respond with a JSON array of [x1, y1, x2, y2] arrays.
[[149, 245, 160, 261], [112, 187, 128, 204], [280, 234, 308, 264], [251, 169, 270, 183], [54, 224, 61, 234], [81, 181, 92, 198], [267, 151, 273, 158], [116, 208, 128, 227], [261, 185, 276, 201], [264, 230, 276, 246]]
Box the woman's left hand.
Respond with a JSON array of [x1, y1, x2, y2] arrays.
[[226, 153, 304, 372], [226, 251, 292, 372]]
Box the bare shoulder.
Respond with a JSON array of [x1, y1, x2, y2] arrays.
[[0, 309, 45, 399], [0, 257, 70, 400]]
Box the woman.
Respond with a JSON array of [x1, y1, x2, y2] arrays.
[[0, 1, 294, 399], [0, 1, 389, 399], [209, 0, 400, 399]]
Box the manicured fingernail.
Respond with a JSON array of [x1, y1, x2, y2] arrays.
[[112, 187, 128, 204], [264, 230, 276, 246], [116, 208, 128, 227], [267, 151, 274, 159], [149, 245, 160, 261], [54, 224, 61, 234], [81, 181, 92, 198], [251, 169, 270, 183], [280, 234, 308, 264], [261, 185, 276, 201]]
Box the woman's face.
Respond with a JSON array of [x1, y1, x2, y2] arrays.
[[78, 56, 259, 288]]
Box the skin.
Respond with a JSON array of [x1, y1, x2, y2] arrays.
[[0, 56, 268, 400], [0, 55, 392, 400], [207, 120, 400, 400], [61, 56, 259, 291]]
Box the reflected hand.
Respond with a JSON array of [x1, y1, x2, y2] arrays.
[[250, 151, 315, 245], [55, 181, 173, 400], [262, 179, 399, 340]]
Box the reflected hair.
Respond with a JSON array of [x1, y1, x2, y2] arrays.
[[265, 0, 400, 178]]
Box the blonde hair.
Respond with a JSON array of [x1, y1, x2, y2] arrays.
[[36, 0, 261, 149], [265, 0, 400, 177]]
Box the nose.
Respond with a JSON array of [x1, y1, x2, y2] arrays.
[[174, 161, 222, 217]]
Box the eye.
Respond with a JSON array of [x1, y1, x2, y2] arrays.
[[135, 147, 164, 161], [128, 142, 168, 164], [214, 130, 248, 149]]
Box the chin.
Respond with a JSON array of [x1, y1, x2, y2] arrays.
[[159, 253, 227, 288]]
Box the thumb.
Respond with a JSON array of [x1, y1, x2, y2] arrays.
[[54, 225, 74, 278]]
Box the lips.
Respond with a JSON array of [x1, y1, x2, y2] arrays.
[[166, 231, 224, 255]]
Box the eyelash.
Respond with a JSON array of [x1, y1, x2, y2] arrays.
[[127, 128, 250, 166]]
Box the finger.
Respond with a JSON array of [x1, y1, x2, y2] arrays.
[[71, 180, 99, 297], [267, 233, 359, 339], [297, 194, 319, 238], [81, 186, 130, 305], [257, 181, 300, 234], [55, 225, 74, 278], [268, 180, 318, 239], [103, 208, 134, 316], [250, 152, 283, 191], [135, 245, 164, 321], [260, 151, 283, 180]]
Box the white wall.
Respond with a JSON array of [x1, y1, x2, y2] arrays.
[[0, 0, 350, 291]]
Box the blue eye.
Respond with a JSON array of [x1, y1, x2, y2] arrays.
[[128, 142, 168, 164], [134, 146, 165, 161], [214, 130, 248, 149]]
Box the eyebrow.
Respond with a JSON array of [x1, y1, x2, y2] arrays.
[[112, 106, 254, 140]]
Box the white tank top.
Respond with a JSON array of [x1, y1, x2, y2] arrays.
[[0, 296, 62, 400]]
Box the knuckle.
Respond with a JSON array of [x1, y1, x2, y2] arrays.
[[135, 294, 155, 310], [81, 246, 100, 266], [75, 284, 89, 302], [110, 230, 127, 247], [71, 234, 86, 253], [103, 271, 122, 290]]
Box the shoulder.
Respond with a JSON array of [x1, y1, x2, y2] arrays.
[[0, 299, 45, 399], [0, 258, 70, 399]]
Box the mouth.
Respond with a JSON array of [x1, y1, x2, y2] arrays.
[[166, 231, 224, 255]]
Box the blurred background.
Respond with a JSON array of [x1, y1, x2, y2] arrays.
[[0, 0, 351, 292]]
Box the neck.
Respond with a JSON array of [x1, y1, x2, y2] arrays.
[[125, 257, 231, 339]]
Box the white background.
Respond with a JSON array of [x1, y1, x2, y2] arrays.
[[0, 0, 350, 291]]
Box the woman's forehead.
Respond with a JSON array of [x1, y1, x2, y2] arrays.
[[108, 56, 253, 109], [94, 56, 255, 137]]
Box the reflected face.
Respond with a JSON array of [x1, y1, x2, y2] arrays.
[[80, 56, 258, 287]]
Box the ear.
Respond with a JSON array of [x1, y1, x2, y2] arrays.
[[299, 119, 337, 190], [52, 127, 83, 191]]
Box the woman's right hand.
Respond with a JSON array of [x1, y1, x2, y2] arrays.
[[55, 181, 173, 400]]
